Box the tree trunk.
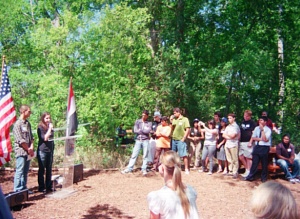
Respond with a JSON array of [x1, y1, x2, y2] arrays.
[[278, 5, 284, 132]]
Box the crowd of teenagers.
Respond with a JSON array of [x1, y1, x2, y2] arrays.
[[119, 107, 300, 218], [121, 108, 300, 184]]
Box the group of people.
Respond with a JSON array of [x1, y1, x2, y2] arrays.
[[5, 105, 299, 218], [121, 108, 300, 184], [12, 104, 55, 194], [120, 107, 299, 218], [121, 108, 190, 175]]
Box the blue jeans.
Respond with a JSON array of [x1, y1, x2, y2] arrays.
[[202, 144, 216, 172], [127, 140, 149, 171], [171, 140, 187, 157], [14, 156, 31, 192], [37, 150, 53, 191], [277, 159, 300, 179]]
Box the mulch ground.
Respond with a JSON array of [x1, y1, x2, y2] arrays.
[[1, 168, 300, 219]]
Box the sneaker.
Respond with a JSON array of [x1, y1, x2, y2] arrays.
[[241, 170, 249, 177], [293, 178, 300, 183], [142, 170, 147, 176], [198, 168, 204, 173], [185, 169, 190, 175], [289, 178, 296, 184], [121, 169, 132, 174], [207, 172, 212, 175], [190, 166, 198, 170]]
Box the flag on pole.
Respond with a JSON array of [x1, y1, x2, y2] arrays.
[[67, 79, 78, 136], [0, 60, 16, 166], [65, 79, 78, 156]]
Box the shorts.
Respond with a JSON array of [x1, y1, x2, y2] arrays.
[[171, 140, 187, 157], [239, 142, 253, 158]]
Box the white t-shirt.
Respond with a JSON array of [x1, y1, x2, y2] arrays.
[[224, 122, 240, 148], [204, 128, 218, 146], [147, 185, 200, 219]]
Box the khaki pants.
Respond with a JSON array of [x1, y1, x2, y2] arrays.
[[225, 146, 239, 174], [189, 141, 202, 167]]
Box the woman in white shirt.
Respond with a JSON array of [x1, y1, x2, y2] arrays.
[[198, 120, 218, 175], [147, 151, 200, 219]]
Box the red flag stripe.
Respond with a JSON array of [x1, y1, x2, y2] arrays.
[[0, 61, 16, 166], [68, 81, 75, 115], [0, 98, 16, 131], [0, 131, 12, 157]]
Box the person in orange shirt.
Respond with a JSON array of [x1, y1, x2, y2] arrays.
[[152, 116, 172, 172]]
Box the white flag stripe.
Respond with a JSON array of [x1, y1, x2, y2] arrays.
[[0, 111, 16, 130], [0, 92, 11, 105], [0, 93, 13, 117], [68, 96, 76, 117], [0, 157, 6, 165]]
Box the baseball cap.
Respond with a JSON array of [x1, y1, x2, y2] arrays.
[[193, 118, 199, 123], [221, 117, 228, 123], [154, 111, 161, 117]]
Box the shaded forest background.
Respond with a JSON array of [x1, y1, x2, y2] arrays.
[[1, 0, 300, 168]]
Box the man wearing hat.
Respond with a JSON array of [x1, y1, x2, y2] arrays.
[[147, 111, 162, 166]]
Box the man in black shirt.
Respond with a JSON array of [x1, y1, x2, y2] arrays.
[[239, 110, 256, 177]]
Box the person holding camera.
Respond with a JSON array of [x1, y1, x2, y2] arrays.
[[198, 120, 218, 175], [37, 112, 55, 193]]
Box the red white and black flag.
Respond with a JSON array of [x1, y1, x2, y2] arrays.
[[67, 79, 78, 136], [0, 60, 16, 166]]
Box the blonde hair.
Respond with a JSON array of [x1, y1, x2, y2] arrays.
[[251, 181, 298, 219], [161, 151, 190, 218]]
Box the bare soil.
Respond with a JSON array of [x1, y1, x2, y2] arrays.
[[1, 168, 300, 219]]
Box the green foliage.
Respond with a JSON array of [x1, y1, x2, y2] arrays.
[[1, 0, 300, 168]]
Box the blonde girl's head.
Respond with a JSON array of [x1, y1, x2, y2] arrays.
[[161, 151, 190, 218], [251, 181, 298, 219]]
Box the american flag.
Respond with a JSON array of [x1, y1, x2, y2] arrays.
[[0, 61, 16, 166]]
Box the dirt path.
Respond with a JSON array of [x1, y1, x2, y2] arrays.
[[1, 169, 300, 219]]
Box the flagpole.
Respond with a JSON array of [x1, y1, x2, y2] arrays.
[[1, 55, 5, 89], [66, 77, 72, 136]]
